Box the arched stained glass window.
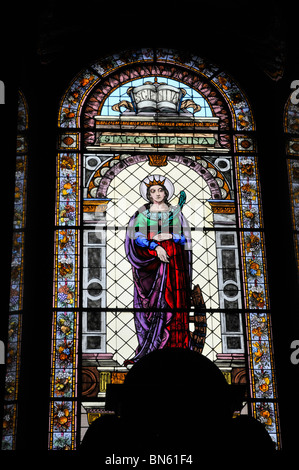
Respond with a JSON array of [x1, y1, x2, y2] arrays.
[[49, 48, 281, 450], [2, 91, 29, 450]]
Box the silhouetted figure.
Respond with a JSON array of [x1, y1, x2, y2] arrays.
[[228, 415, 275, 451], [80, 349, 275, 453]]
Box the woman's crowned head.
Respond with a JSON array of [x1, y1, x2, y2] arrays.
[[140, 175, 174, 202], [146, 184, 169, 204]]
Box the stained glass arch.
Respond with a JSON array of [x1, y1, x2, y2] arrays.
[[50, 48, 280, 450]]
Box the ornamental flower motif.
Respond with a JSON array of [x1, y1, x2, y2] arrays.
[[60, 73, 95, 126], [252, 341, 270, 368], [251, 313, 268, 340], [243, 208, 258, 228], [60, 154, 75, 171], [256, 403, 274, 430], [56, 338, 73, 367], [52, 435, 72, 451], [254, 369, 273, 398], [60, 177, 77, 199], [58, 257, 74, 279], [59, 204, 76, 224], [15, 158, 25, 173], [10, 264, 21, 282], [5, 344, 17, 369], [58, 284, 75, 308], [248, 259, 261, 277], [58, 230, 74, 251], [2, 406, 14, 435], [245, 233, 261, 254], [253, 342, 266, 364], [9, 287, 19, 309], [53, 403, 72, 432], [79, 75, 95, 88], [249, 286, 265, 308], [58, 314, 73, 337], [259, 377, 270, 393], [241, 182, 257, 202], [60, 107, 76, 126], [240, 159, 255, 176], [244, 210, 255, 219], [5, 374, 16, 400], [7, 318, 18, 340], [260, 409, 272, 426], [237, 110, 252, 129], [54, 370, 72, 397], [252, 326, 263, 337]]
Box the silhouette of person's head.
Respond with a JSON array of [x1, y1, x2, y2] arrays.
[[120, 348, 232, 449], [80, 348, 275, 453]]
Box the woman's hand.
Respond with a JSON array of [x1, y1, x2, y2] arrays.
[[155, 245, 170, 263], [153, 233, 172, 241]]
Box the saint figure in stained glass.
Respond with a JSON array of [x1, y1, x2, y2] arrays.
[[124, 175, 194, 365]]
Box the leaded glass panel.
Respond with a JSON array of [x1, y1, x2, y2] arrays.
[[49, 49, 281, 450], [2, 91, 28, 450]]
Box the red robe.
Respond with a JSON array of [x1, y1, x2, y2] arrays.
[[148, 238, 190, 348]]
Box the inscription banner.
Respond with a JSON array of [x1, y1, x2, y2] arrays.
[[97, 133, 216, 146]]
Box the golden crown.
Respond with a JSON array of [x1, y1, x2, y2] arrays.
[[145, 178, 166, 188]]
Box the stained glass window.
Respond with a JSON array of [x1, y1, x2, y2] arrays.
[[2, 91, 28, 450], [284, 94, 299, 270], [49, 48, 281, 450]]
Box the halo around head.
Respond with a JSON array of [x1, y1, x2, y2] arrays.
[[140, 175, 174, 201]]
